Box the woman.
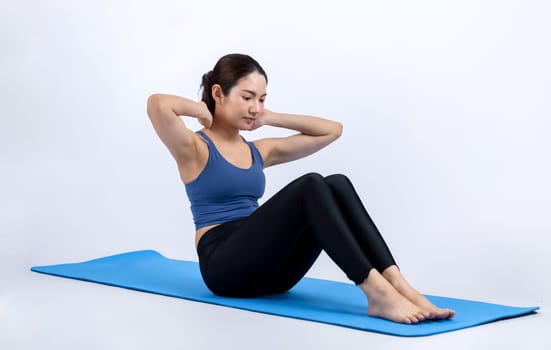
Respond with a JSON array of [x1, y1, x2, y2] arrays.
[[147, 53, 455, 324]]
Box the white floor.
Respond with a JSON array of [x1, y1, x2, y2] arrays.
[[2, 252, 548, 350]]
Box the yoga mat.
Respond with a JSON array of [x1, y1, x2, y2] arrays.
[[31, 250, 538, 337]]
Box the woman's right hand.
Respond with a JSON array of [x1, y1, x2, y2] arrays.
[[196, 101, 213, 128]]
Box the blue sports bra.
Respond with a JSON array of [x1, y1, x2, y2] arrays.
[[184, 130, 266, 230]]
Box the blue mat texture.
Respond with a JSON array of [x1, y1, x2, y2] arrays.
[[31, 250, 538, 337]]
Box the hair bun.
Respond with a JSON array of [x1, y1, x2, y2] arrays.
[[201, 70, 214, 87]]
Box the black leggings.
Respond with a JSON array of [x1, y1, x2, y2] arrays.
[[196, 173, 397, 298]]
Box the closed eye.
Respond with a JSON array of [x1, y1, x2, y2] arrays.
[[243, 96, 266, 103]]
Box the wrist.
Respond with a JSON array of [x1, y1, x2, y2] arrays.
[[195, 101, 208, 118], [263, 111, 281, 127]]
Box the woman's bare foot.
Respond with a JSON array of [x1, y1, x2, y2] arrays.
[[360, 269, 428, 324], [382, 266, 455, 320]]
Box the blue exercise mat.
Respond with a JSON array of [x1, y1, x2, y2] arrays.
[[30, 250, 538, 337]]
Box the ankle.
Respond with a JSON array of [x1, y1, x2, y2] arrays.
[[382, 265, 403, 285], [360, 269, 392, 297]]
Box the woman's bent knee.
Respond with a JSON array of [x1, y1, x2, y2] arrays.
[[295, 172, 325, 189], [324, 173, 350, 186]]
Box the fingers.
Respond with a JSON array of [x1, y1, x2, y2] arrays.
[[199, 115, 213, 128]]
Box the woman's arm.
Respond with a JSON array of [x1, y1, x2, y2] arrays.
[[253, 110, 343, 168], [146, 94, 212, 162]]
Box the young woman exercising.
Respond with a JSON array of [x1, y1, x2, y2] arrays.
[[146, 53, 455, 324]]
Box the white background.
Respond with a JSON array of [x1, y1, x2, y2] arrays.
[[1, 0, 550, 348]]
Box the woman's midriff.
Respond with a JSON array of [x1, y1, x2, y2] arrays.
[[195, 223, 221, 248]]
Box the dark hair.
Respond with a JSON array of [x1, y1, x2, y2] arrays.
[[200, 54, 268, 116]]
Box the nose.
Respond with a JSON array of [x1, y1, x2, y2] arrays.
[[249, 100, 261, 116]]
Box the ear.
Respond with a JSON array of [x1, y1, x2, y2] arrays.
[[211, 84, 225, 105]]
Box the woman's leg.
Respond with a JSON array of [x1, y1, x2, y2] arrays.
[[200, 220, 322, 298], [324, 174, 396, 272], [200, 173, 427, 323], [199, 173, 367, 297], [324, 174, 454, 319]]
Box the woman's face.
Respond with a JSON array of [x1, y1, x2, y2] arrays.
[[215, 71, 267, 130]]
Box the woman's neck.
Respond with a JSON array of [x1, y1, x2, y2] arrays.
[[203, 121, 242, 143]]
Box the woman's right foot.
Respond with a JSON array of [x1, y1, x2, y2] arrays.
[[361, 269, 427, 324]]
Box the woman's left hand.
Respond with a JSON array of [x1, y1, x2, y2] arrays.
[[249, 108, 274, 131]]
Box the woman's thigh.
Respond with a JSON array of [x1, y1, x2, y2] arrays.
[[202, 174, 321, 296]]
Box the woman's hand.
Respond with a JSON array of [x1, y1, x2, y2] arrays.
[[249, 108, 274, 131], [196, 101, 213, 128]]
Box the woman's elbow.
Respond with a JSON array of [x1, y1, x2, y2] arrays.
[[332, 121, 343, 140], [146, 94, 165, 119], [147, 94, 163, 109]]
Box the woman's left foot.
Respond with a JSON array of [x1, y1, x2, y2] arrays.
[[398, 288, 455, 320], [382, 266, 455, 320]]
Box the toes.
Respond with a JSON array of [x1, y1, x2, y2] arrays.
[[433, 309, 447, 319], [411, 307, 455, 321], [415, 312, 426, 322], [411, 311, 425, 323], [436, 308, 455, 320]]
